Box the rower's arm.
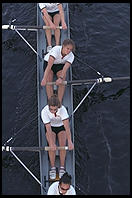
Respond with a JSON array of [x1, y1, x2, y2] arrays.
[[45, 123, 56, 148], [63, 119, 74, 150], [41, 56, 55, 86], [41, 8, 55, 28], [57, 4, 67, 29], [60, 61, 71, 80]]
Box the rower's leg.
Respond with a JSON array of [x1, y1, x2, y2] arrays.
[[46, 70, 54, 100], [53, 14, 61, 45], [46, 132, 56, 168], [58, 84, 65, 105], [56, 70, 66, 104], [43, 15, 52, 46], [57, 131, 66, 167]]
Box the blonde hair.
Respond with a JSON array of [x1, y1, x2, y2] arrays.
[[48, 94, 61, 108]]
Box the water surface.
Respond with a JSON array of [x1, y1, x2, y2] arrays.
[[2, 3, 130, 195]]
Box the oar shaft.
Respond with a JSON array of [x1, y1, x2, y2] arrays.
[[10, 150, 43, 186], [112, 76, 130, 81], [2, 146, 68, 152], [46, 76, 130, 86], [46, 79, 97, 86], [2, 25, 62, 30]]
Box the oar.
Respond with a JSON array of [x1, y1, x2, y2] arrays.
[[10, 149, 46, 192], [46, 76, 130, 86], [2, 146, 69, 152], [2, 25, 62, 31]]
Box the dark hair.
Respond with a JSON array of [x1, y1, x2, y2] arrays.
[[62, 39, 75, 52], [59, 172, 72, 185], [48, 94, 61, 108]]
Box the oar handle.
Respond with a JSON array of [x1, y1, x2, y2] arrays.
[[45, 146, 68, 151], [46, 81, 67, 85], [42, 26, 62, 29]]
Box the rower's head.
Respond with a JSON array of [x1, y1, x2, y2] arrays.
[[48, 94, 61, 113], [62, 39, 75, 55], [59, 172, 72, 195]]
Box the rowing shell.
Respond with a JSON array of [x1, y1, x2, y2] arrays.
[[37, 3, 75, 194]]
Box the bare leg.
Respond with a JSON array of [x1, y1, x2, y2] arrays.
[[43, 15, 52, 46], [53, 14, 61, 45], [46, 70, 54, 100], [58, 131, 66, 167], [58, 84, 65, 105], [56, 70, 66, 104], [46, 132, 56, 168]]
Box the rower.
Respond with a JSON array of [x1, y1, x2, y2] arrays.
[[41, 38, 75, 104], [38, 3, 67, 53], [41, 94, 74, 180], [47, 172, 76, 195]]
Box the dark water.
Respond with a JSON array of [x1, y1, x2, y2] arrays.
[[2, 3, 130, 195]]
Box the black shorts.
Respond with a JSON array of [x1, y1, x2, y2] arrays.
[[45, 125, 65, 135], [41, 11, 59, 20], [44, 60, 64, 75], [48, 11, 59, 19]]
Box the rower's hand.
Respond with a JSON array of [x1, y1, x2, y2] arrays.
[[56, 78, 63, 85], [41, 78, 46, 86], [62, 22, 67, 30], [50, 143, 57, 151], [50, 22, 56, 30], [68, 141, 74, 150]]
